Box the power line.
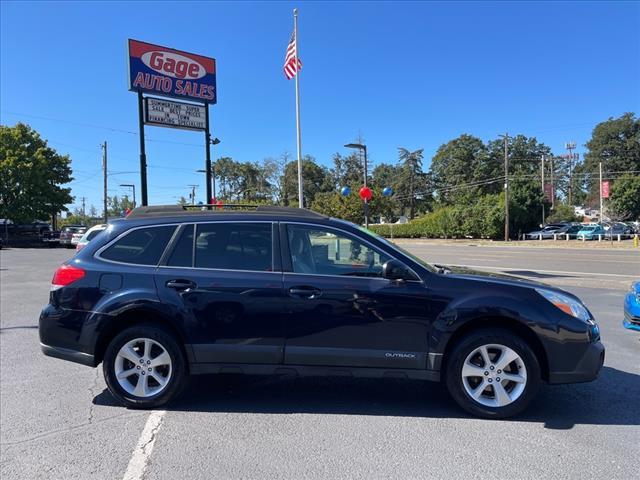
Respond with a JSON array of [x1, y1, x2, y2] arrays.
[[1, 110, 202, 147]]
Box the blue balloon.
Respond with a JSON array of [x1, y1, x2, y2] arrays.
[[340, 186, 351, 196], [382, 187, 394, 197]]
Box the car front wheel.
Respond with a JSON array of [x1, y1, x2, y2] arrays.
[[103, 325, 187, 408], [445, 328, 540, 419]]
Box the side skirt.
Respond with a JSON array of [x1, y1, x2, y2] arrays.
[[189, 362, 440, 382]]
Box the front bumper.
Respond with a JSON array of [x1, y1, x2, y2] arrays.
[[548, 340, 605, 384]]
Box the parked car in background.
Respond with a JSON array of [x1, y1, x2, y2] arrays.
[[70, 228, 87, 247], [555, 224, 583, 239], [75, 224, 107, 252], [623, 281, 640, 332], [576, 225, 606, 240], [59, 226, 86, 248], [40, 205, 604, 419], [604, 223, 633, 239], [525, 225, 562, 239]]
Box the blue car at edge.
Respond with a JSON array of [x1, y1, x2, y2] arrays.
[[623, 281, 640, 331]]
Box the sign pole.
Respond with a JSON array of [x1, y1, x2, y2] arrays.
[[204, 105, 212, 206], [137, 91, 148, 206], [293, 9, 304, 208]]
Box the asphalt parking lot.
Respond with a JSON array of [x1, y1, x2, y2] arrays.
[[1, 245, 638, 480]]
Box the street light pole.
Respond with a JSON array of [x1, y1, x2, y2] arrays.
[[119, 184, 136, 208], [345, 142, 369, 227]]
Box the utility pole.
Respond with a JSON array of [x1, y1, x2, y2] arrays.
[[541, 154, 545, 225], [500, 133, 509, 241], [565, 141, 576, 205], [188, 185, 198, 205], [102, 141, 108, 223], [81, 197, 86, 225]]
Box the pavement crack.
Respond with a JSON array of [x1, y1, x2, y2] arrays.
[[1, 412, 139, 447], [86, 368, 101, 424]]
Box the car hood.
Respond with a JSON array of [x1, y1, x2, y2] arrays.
[[440, 265, 553, 289]]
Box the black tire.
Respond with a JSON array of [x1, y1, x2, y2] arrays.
[[445, 328, 540, 419], [103, 325, 188, 409]]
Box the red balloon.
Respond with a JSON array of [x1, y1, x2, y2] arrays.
[[216, 199, 224, 209], [359, 186, 373, 201]]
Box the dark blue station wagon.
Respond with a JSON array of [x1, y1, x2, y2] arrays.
[[40, 205, 604, 418]]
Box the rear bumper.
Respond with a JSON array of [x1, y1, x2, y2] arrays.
[[40, 343, 96, 367], [548, 340, 605, 384]]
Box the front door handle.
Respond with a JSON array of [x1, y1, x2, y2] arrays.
[[166, 279, 197, 291], [289, 286, 322, 299]]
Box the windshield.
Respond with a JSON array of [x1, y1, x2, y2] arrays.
[[335, 219, 438, 273]]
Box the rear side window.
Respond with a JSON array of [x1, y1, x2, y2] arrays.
[[100, 226, 176, 265], [194, 223, 272, 271]]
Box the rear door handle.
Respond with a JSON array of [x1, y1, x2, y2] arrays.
[[289, 287, 322, 299], [166, 279, 197, 291]]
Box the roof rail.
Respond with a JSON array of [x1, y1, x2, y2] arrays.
[[125, 204, 327, 219], [255, 206, 326, 218]]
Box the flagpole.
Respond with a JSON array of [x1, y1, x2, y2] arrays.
[[293, 8, 304, 208]]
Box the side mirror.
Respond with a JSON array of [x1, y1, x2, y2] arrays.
[[382, 259, 417, 282]]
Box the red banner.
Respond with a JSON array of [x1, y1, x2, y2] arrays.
[[602, 181, 610, 199], [543, 183, 554, 200]]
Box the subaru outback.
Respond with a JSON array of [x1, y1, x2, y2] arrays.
[[39, 205, 604, 418]]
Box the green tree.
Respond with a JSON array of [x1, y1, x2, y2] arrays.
[[107, 195, 134, 217], [282, 155, 332, 207], [397, 147, 430, 219], [608, 174, 640, 220], [430, 134, 492, 204], [583, 113, 640, 203], [0, 123, 73, 223], [330, 152, 364, 188], [311, 188, 397, 225], [545, 203, 580, 224]]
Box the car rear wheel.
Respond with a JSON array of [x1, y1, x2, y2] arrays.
[[103, 325, 187, 408], [445, 328, 540, 419]]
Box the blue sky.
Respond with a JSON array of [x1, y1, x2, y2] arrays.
[[1, 1, 639, 211]]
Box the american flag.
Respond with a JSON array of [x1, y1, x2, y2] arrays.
[[283, 31, 302, 80]]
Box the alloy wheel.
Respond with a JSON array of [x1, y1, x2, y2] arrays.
[[461, 343, 527, 408], [114, 337, 172, 398]]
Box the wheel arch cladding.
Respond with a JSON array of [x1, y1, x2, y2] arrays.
[[94, 308, 191, 366], [442, 317, 550, 382]]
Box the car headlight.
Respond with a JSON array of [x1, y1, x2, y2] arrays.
[[536, 288, 592, 323], [630, 281, 640, 301]]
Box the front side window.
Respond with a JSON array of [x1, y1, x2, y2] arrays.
[[100, 225, 176, 265], [287, 224, 391, 278], [194, 223, 272, 271]]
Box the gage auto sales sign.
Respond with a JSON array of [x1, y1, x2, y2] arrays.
[[128, 39, 217, 104]]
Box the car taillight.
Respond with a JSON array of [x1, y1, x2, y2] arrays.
[[51, 264, 85, 290]]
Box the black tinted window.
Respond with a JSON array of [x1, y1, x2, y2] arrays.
[[167, 225, 194, 267], [101, 226, 175, 265], [194, 223, 272, 271]]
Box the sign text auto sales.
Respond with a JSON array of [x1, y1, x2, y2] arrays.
[[128, 39, 217, 104]]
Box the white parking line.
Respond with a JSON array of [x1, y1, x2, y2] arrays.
[[122, 410, 166, 480], [450, 264, 639, 278]]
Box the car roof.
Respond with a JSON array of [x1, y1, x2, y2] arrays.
[[121, 205, 329, 226]]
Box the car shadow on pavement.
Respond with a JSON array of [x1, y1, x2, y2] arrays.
[[93, 366, 639, 429]]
